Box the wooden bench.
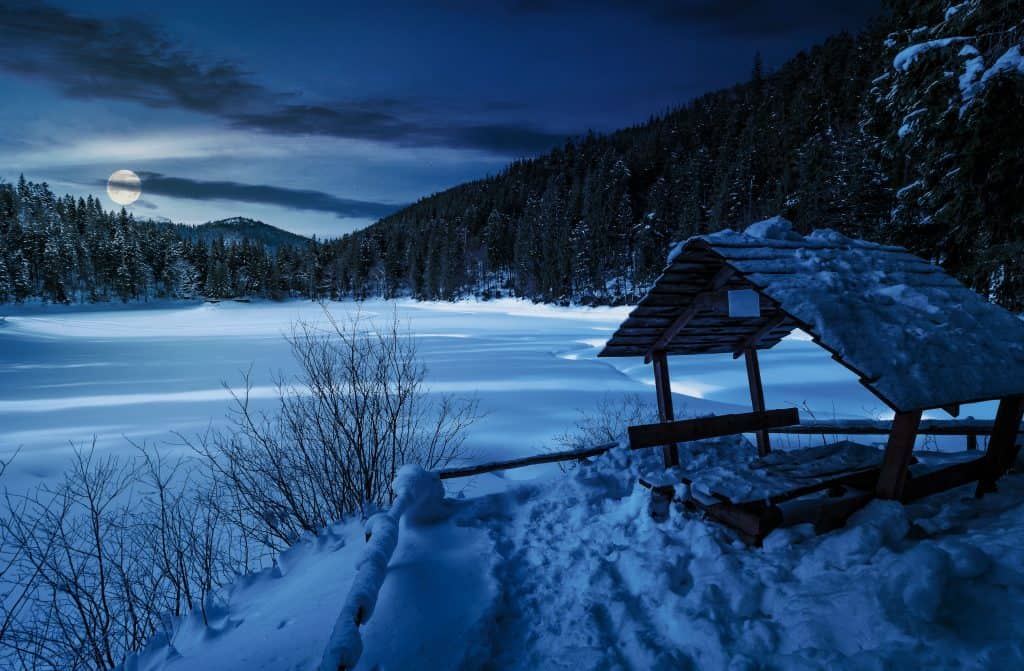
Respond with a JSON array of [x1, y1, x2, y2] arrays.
[[628, 408, 892, 544]]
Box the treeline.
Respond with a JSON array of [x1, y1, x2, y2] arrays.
[[5, 2, 1022, 310], [0, 177, 328, 303], [326, 0, 1024, 309]]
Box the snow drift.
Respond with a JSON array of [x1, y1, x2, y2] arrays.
[[122, 434, 1024, 670]]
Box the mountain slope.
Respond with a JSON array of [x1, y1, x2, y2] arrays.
[[173, 217, 311, 248], [324, 0, 1024, 310]]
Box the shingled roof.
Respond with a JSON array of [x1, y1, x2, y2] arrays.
[[598, 217, 1024, 413]]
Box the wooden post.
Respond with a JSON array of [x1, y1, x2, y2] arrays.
[[967, 432, 977, 451], [744, 348, 770, 456], [651, 350, 679, 468], [876, 410, 922, 500], [975, 395, 1024, 496]]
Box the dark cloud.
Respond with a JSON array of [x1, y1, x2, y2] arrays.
[[131, 198, 159, 210], [450, 0, 882, 37], [0, 3, 263, 113], [0, 2, 568, 155], [228, 105, 565, 154], [105, 172, 402, 219]]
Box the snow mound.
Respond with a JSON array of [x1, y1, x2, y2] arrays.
[[743, 216, 804, 241], [893, 37, 970, 72]]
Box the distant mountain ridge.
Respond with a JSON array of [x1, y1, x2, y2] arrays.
[[172, 217, 311, 248], [0, 181, 326, 304]]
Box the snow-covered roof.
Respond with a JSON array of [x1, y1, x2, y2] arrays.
[[599, 217, 1024, 412]]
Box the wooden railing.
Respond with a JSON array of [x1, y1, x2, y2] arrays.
[[768, 418, 1020, 451], [437, 418, 1021, 482], [438, 442, 618, 480]]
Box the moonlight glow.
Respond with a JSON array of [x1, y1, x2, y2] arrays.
[[107, 169, 142, 205]]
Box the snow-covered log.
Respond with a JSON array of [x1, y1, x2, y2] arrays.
[[318, 465, 445, 671]]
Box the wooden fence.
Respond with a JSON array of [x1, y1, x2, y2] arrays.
[[437, 419, 1021, 480], [770, 418, 1020, 451]]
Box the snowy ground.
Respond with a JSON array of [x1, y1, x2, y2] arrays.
[[123, 438, 1024, 671], [0, 298, 994, 495], [3, 298, 1017, 670]]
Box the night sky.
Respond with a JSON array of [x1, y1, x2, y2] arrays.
[[0, 0, 882, 238]]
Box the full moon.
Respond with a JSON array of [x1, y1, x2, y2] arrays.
[[107, 169, 142, 206]]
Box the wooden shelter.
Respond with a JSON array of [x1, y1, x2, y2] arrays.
[[598, 217, 1024, 540]]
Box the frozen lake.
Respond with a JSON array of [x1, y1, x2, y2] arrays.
[[0, 299, 991, 492]]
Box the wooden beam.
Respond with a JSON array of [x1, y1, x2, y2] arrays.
[[644, 304, 700, 364], [942, 404, 961, 418], [767, 418, 1020, 437], [437, 441, 618, 479], [875, 410, 923, 500], [744, 348, 770, 456], [629, 408, 799, 451], [700, 500, 782, 545], [902, 457, 985, 502], [975, 394, 1024, 496], [644, 266, 735, 363], [651, 351, 679, 468], [732, 313, 788, 358]]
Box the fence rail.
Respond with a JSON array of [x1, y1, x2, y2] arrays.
[[438, 441, 618, 480], [769, 418, 1023, 451]]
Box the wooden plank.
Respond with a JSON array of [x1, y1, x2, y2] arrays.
[[767, 466, 882, 506], [651, 351, 679, 468], [732, 313, 789, 358], [902, 457, 985, 502], [744, 348, 771, 456], [700, 500, 782, 545], [643, 304, 701, 363], [643, 265, 736, 363], [975, 395, 1024, 496], [768, 419, 1017, 436], [437, 441, 618, 479], [628, 408, 799, 451], [876, 410, 923, 499], [811, 490, 875, 535]]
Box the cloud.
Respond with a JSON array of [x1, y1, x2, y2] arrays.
[[104, 172, 402, 219], [0, 2, 568, 156], [452, 0, 882, 37]]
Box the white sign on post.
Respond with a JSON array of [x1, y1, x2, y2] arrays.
[[728, 289, 761, 318]]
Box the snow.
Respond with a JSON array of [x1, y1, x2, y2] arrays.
[[945, 2, 969, 20], [898, 107, 926, 138], [2, 297, 955, 496], [980, 44, 1024, 85], [958, 45, 985, 112], [123, 433, 1024, 670], [319, 466, 448, 670], [741, 214, 803, 242], [893, 37, 969, 72], [665, 217, 1024, 412], [121, 499, 498, 671], [7, 298, 1020, 669], [959, 44, 1024, 114]]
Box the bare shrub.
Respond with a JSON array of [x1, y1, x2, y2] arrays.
[[0, 308, 478, 669], [553, 393, 660, 453], [0, 445, 248, 671], [189, 308, 480, 551]]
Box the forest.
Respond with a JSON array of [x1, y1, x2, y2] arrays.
[[326, 0, 1024, 309], [2, 0, 1022, 308], [0, 177, 328, 303]]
